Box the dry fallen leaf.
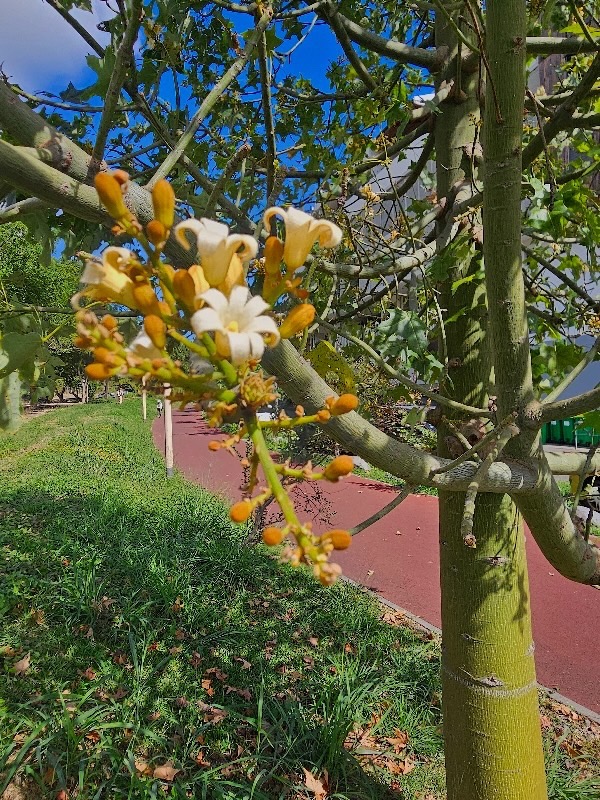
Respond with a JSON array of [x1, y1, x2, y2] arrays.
[[385, 730, 409, 752], [234, 657, 251, 670], [153, 760, 181, 781], [134, 759, 153, 776], [190, 652, 202, 668], [81, 667, 97, 681], [12, 653, 31, 676], [303, 767, 329, 799], [201, 679, 215, 697], [308, 636, 319, 647]]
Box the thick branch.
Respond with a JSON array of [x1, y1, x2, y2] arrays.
[[525, 36, 600, 55], [541, 386, 600, 423]]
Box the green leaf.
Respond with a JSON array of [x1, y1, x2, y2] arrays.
[[0, 332, 43, 379], [305, 341, 356, 393]]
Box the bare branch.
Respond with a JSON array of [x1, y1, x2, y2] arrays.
[[349, 483, 415, 536]]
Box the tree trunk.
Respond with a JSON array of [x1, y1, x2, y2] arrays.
[[435, 3, 547, 797]]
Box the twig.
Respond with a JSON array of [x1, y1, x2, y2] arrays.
[[543, 335, 600, 405], [526, 89, 557, 204], [204, 142, 252, 217], [147, 8, 272, 188], [349, 483, 415, 536], [461, 424, 519, 546], [257, 27, 277, 198], [431, 413, 519, 476], [443, 417, 481, 457], [464, 0, 503, 124], [568, 0, 598, 48], [571, 442, 599, 522], [44, 0, 105, 57], [90, 0, 143, 171], [325, 5, 379, 91], [315, 315, 493, 418]]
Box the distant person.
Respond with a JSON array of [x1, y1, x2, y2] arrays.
[[116, 387, 124, 404], [156, 397, 164, 418]]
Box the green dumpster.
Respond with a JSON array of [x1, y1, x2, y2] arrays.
[[562, 418, 575, 445], [540, 423, 550, 444], [576, 425, 594, 447], [549, 419, 563, 444]]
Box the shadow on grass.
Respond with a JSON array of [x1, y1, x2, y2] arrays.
[[0, 485, 443, 799]]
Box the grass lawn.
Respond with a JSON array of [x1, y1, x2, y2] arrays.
[[0, 400, 598, 799]]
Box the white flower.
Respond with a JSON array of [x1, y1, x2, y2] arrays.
[[174, 218, 258, 286], [262, 206, 342, 271], [190, 286, 280, 365], [79, 247, 136, 307], [126, 330, 163, 360]]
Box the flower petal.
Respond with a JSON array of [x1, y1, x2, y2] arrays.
[[80, 260, 105, 285], [226, 331, 252, 365], [314, 219, 342, 249], [226, 285, 252, 323], [103, 246, 133, 271], [190, 307, 225, 335], [227, 234, 258, 264], [199, 288, 230, 316], [174, 218, 204, 250], [247, 331, 267, 360], [127, 331, 162, 359], [245, 314, 280, 340]]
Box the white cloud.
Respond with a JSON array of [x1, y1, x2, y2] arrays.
[[0, 0, 111, 92]]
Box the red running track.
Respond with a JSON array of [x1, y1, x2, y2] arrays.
[[153, 408, 600, 715]]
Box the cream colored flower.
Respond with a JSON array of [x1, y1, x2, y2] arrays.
[[78, 247, 137, 307], [174, 218, 258, 286], [190, 286, 280, 365], [262, 206, 342, 271], [126, 330, 163, 360]]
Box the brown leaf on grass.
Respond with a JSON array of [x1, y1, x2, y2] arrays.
[[147, 710, 161, 722], [205, 667, 228, 681], [385, 730, 409, 752], [190, 652, 202, 668], [194, 750, 211, 767], [174, 628, 186, 641], [30, 608, 45, 625], [12, 653, 31, 676], [225, 685, 252, 701], [175, 696, 189, 708], [169, 646, 183, 656], [81, 668, 97, 681], [112, 651, 130, 665], [308, 636, 319, 647], [201, 679, 215, 697], [134, 759, 153, 776], [112, 686, 128, 700], [387, 755, 415, 775], [540, 714, 552, 730], [205, 706, 227, 724], [171, 597, 184, 614], [303, 768, 329, 799], [153, 761, 181, 781], [84, 731, 101, 744], [234, 657, 251, 670], [0, 646, 19, 658]]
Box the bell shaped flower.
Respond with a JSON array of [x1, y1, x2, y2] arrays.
[[78, 247, 137, 308], [190, 286, 279, 365], [262, 207, 342, 271], [126, 330, 163, 361], [174, 217, 258, 286]]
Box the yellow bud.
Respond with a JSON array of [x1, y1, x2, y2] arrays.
[[111, 169, 130, 187], [331, 394, 359, 416], [317, 409, 331, 422], [74, 335, 92, 349], [93, 347, 122, 366], [230, 500, 252, 523], [279, 304, 316, 339], [262, 527, 284, 546], [146, 220, 168, 246], [144, 315, 166, 349], [323, 455, 354, 481], [264, 236, 284, 274], [86, 362, 112, 380], [324, 529, 352, 551], [152, 179, 176, 229], [172, 269, 197, 307], [132, 283, 160, 315], [95, 172, 129, 220]]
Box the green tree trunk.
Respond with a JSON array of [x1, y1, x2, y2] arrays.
[[435, 3, 547, 797]]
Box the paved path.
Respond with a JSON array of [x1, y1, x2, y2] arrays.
[[154, 408, 600, 715]]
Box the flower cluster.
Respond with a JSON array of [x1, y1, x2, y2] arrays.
[[74, 170, 358, 584]]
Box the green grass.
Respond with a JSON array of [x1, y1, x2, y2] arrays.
[[0, 401, 444, 799], [1, 401, 598, 799]]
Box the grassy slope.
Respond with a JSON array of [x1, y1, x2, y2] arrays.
[[0, 401, 443, 799], [0, 402, 598, 799]]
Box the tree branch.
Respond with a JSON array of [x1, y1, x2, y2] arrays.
[[324, 5, 379, 91], [349, 483, 415, 536], [44, 0, 105, 56], [525, 36, 600, 55], [148, 8, 272, 187]]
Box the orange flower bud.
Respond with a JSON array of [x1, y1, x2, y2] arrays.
[[323, 455, 354, 481], [101, 314, 118, 330], [208, 441, 221, 452], [262, 527, 284, 546], [317, 409, 331, 422], [93, 346, 122, 366], [279, 304, 316, 339], [158, 300, 172, 316], [146, 220, 168, 246], [152, 179, 176, 229], [95, 172, 129, 219], [132, 283, 160, 315], [230, 500, 252, 523], [172, 269, 197, 307], [111, 169, 130, 187], [74, 335, 92, 349], [264, 236, 284, 274], [85, 362, 112, 380], [324, 529, 352, 550], [144, 315, 166, 349], [331, 394, 359, 416]]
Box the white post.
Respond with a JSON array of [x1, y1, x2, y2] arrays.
[[142, 376, 147, 421], [164, 383, 174, 478]]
